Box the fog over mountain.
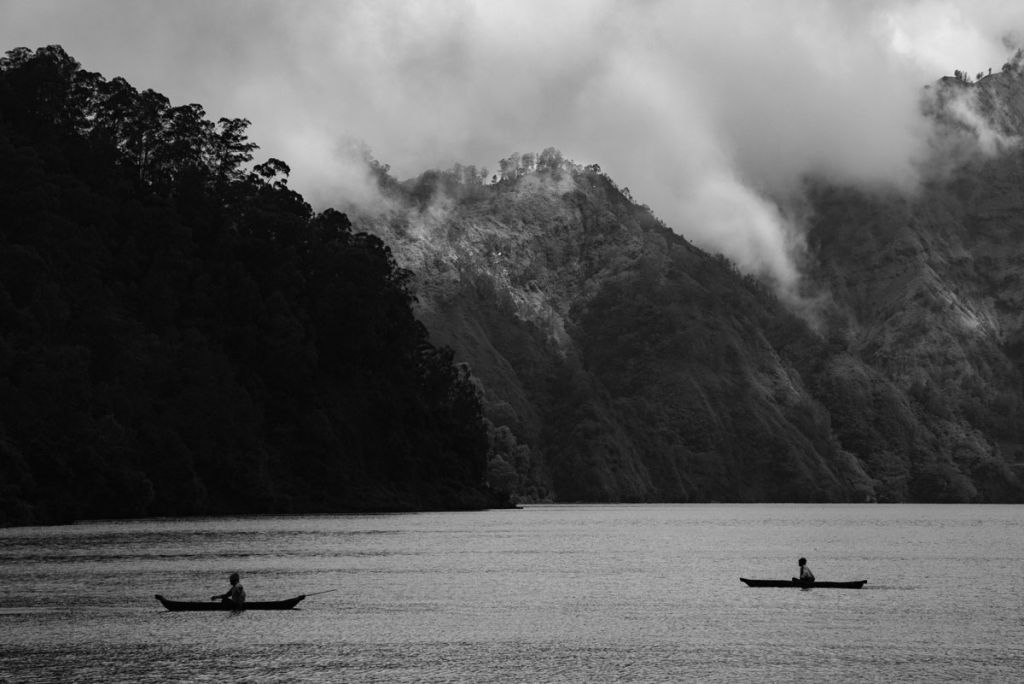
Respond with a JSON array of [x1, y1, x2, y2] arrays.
[[4, 1, 1024, 286]]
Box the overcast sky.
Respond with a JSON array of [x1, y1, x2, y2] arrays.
[[3, 0, 1023, 286]]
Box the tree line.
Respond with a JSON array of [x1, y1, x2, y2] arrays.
[[0, 45, 505, 525]]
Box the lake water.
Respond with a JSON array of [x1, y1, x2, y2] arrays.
[[1, 504, 1022, 682]]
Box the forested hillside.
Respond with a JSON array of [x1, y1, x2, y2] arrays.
[[0, 46, 504, 525], [358, 165, 880, 503], [355, 88, 1024, 504], [5, 46, 1023, 521]]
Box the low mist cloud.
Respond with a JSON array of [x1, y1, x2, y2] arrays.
[[5, 0, 1024, 286]]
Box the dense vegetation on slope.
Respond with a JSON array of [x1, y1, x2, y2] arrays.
[[363, 128, 1024, 503], [0, 46, 502, 525], [356, 164, 874, 502], [5, 46, 1022, 516]]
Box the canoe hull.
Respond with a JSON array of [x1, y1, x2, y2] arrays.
[[155, 594, 306, 611], [740, 578, 867, 589]]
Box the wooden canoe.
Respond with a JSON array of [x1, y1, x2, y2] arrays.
[[155, 594, 306, 611], [740, 578, 867, 589]]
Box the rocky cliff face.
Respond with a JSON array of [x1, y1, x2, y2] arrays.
[[357, 70, 1024, 503], [798, 69, 1024, 502]]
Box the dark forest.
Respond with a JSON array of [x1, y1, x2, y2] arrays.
[[0, 46, 506, 525]]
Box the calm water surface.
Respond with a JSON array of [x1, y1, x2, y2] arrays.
[[1, 504, 1022, 682]]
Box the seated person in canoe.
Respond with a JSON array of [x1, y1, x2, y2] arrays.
[[212, 572, 246, 608]]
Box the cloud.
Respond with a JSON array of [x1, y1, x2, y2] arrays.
[[4, 0, 1024, 286]]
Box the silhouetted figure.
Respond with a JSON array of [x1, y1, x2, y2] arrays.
[[212, 572, 246, 608], [798, 558, 815, 584]]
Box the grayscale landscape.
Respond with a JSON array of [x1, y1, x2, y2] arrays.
[[2, 2, 1023, 681]]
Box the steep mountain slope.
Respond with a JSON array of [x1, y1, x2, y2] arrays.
[[360, 68, 1024, 504], [805, 72, 1024, 501], [361, 170, 874, 502]]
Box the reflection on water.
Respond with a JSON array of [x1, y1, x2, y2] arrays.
[[1, 505, 1023, 682]]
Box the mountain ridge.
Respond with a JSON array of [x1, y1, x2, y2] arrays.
[[358, 68, 1024, 503], [356, 167, 871, 502], [5, 44, 1024, 523]]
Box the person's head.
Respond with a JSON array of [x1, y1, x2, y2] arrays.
[[229, 572, 240, 585], [798, 558, 806, 566]]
